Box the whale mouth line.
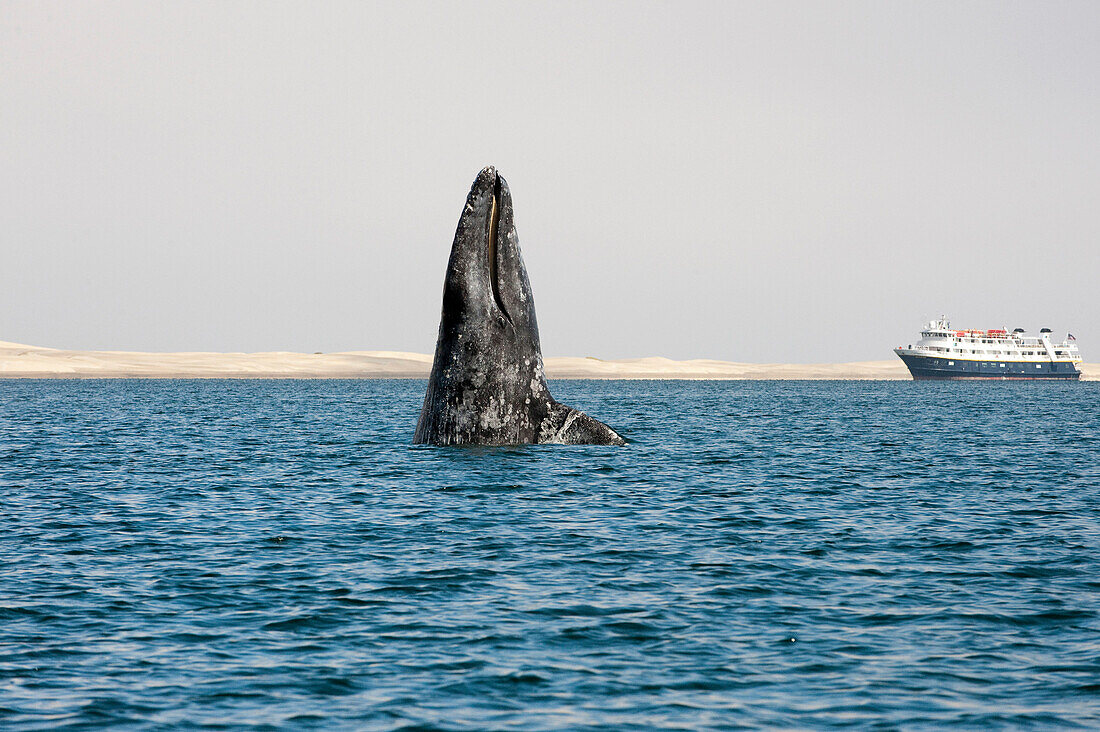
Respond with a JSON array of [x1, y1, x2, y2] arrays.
[[487, 175, 511, 323]]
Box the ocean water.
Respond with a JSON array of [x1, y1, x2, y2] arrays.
[[2, 379, 1099, 730]]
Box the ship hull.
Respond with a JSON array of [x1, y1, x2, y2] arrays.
[[896, 353, 1081, 381]]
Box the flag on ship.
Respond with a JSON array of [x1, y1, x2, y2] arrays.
[[1068, 333, 1076, 340]]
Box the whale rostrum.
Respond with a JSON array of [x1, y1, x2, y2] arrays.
[[414, 167, 625, 446]]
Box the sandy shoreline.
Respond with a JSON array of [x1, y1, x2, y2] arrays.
[[1, 340, 1095, 380]]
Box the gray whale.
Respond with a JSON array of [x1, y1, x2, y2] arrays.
[[414, 167, 625, 446]]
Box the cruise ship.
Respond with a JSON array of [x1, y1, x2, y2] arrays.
[[895, 318, 1082, 380]]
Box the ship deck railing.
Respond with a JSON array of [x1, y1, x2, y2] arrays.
[[899, 345, 1080, 361]]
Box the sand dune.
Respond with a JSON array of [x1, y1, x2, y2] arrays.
[[0, 340, 432, 379], [1, 340, 1095, 380], [542, 356, 911, 380]]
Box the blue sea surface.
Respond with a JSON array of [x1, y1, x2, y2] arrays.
[[2, 379, 1099, 729]]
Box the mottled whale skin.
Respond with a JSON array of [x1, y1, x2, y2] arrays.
[[414, 167, 625, 446]]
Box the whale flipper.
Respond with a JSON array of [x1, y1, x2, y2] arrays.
[[413, 167, 625, 446], [539, 405, 626, 445]]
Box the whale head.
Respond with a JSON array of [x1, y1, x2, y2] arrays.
[[413, 167, 624, 446], [437, 166, 542, 377]]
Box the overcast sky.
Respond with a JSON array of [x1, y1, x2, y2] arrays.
[[2, 1, 1097, 362]]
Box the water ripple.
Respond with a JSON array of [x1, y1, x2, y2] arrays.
[[1, 379, 1099, 728]]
